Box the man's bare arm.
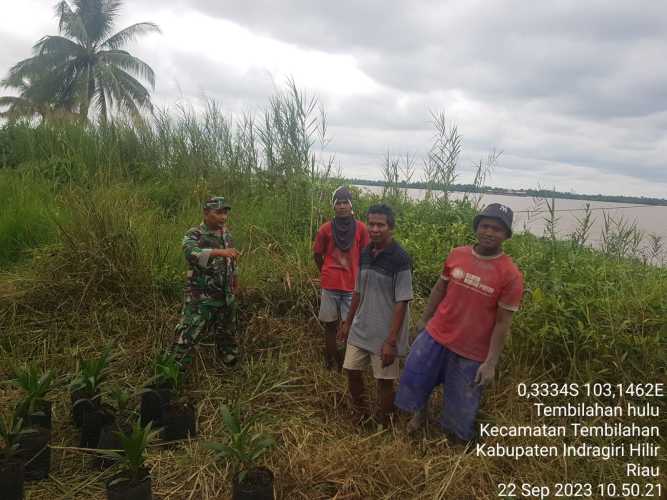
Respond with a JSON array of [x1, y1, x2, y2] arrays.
[[474, 307, 514, 385], [314, 253, 324, 272], [417, 278, 448, 330], [338, 291, 360, 341], [382, 300, 409, 367]]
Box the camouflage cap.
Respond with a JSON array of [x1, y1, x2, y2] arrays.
[[203, 196, 231, 210]]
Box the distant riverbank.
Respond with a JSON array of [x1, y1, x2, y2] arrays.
[[348, 178, 667, 206], [357, 185, 667, 264]]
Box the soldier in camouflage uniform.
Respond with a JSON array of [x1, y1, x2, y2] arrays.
[[172, 196, 241, 368]]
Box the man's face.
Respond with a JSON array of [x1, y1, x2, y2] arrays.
[[204, 208, 230, 229], [475, 217, 508, 252], [334, 199, 352, 218], [367, 213, 393, 246]]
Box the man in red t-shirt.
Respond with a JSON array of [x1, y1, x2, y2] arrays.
[[313, 186, 370, 370], [395, 203, 524, 442]]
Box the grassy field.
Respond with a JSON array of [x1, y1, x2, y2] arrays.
[[0, 109, 665, 499]]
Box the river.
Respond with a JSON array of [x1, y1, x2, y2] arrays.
[[357, 186, 666, 262]]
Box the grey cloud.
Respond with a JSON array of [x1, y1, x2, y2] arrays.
[[186, 0, 431, 52], [0, 37, 29, 80], [2, 0, 666, 195], [186, 0, 667, 120]]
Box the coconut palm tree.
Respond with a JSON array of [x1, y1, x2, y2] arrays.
[[0, 84, 49, 123], [0, 72, 78, 123], [2, 0, 160, 123]]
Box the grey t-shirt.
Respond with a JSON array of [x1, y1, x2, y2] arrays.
[[348, 241, 413, 356]]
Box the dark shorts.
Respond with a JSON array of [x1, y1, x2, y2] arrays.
[[395, 330, 482, 441]]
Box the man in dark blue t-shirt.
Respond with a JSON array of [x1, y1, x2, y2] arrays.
[[339, 204, 413, 427]]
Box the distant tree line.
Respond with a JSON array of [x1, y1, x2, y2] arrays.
[[345, 178, 667, 206]]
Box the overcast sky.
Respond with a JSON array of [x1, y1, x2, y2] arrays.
[[2, 0, 666, 197]]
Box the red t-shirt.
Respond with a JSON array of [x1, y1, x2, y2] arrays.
[[426, 246, 524, 362], [313, 220, 370, 292]]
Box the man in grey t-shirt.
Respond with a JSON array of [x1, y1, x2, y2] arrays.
[[339, 204, 413, 426]]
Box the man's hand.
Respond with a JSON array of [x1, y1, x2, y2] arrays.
[[213, 248, 240, 259], [381, 341, 397, 368], [415, 318, 426, 333], [474, 361, 496, 386], [337, 321, 350, 342]]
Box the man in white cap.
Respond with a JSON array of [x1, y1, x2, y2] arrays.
[[313, 186, 370, 370]]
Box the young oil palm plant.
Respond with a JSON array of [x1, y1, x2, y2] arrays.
[[2, 0, 160, 123], [70, 345, 115, 427], [148, 351, 197, 441], [0, 412, 23, 463], [204, 404, 276, 499], [101, 419, 159, 500], [0, 411, 25, 500], [10, 363, 54, 429]]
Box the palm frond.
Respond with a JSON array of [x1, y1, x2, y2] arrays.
[[74, 0, 121, 44], [101, 22, 160, 50], [112, 69, 149, 120], [95, 63, 147, 121], [95, 82, 108, 123], [34, 35, 86, 58], [6, 53, 69, 82], [98, 50, 155, 88], [0, 96, 38, 120], [56, 0, 89, 45]]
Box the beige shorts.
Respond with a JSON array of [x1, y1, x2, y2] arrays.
[[342, 343, 400, 380]]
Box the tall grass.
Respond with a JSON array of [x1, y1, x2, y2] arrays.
[[1, 90, 664, 372], [0, 170, 58, 266], [0, 89, 665, 498]]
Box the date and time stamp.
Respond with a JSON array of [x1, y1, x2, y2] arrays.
[[482, 382, 664, 498]]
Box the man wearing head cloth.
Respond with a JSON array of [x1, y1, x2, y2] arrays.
[[172, 196, 241, 368], [313, 186, 370, 370], [395, 203, 524, 443]]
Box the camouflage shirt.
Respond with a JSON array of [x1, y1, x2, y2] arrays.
[[182, 223, 237, 301]]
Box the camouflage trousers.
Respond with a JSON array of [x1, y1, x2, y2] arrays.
[[172, 294, 239, 367]]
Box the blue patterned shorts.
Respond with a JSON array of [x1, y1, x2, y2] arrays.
[[395, 330, 483, 441]]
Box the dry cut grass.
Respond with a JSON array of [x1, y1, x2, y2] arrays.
[[1, 293, 664, 499]]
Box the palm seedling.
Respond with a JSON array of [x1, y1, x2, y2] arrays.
[[102, 419, 159, 500], [153, 351, 184, 392], [204, 404, 276, 499], [149, 352, 196, 440], [0, 411, 25, 500], [140, 351, 179, 425], [70, 346, 114, 395], [9, 365, 54, 480], [70, 346, 114, 426], [70, 346, 118, 450], [0, 412, 23, 462], [97, 387, 137, 464], [108, 387, 132, 420], [11, 363, 54, 429]]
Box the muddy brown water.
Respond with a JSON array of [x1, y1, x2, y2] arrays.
[[358, 186, 667, 263]]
